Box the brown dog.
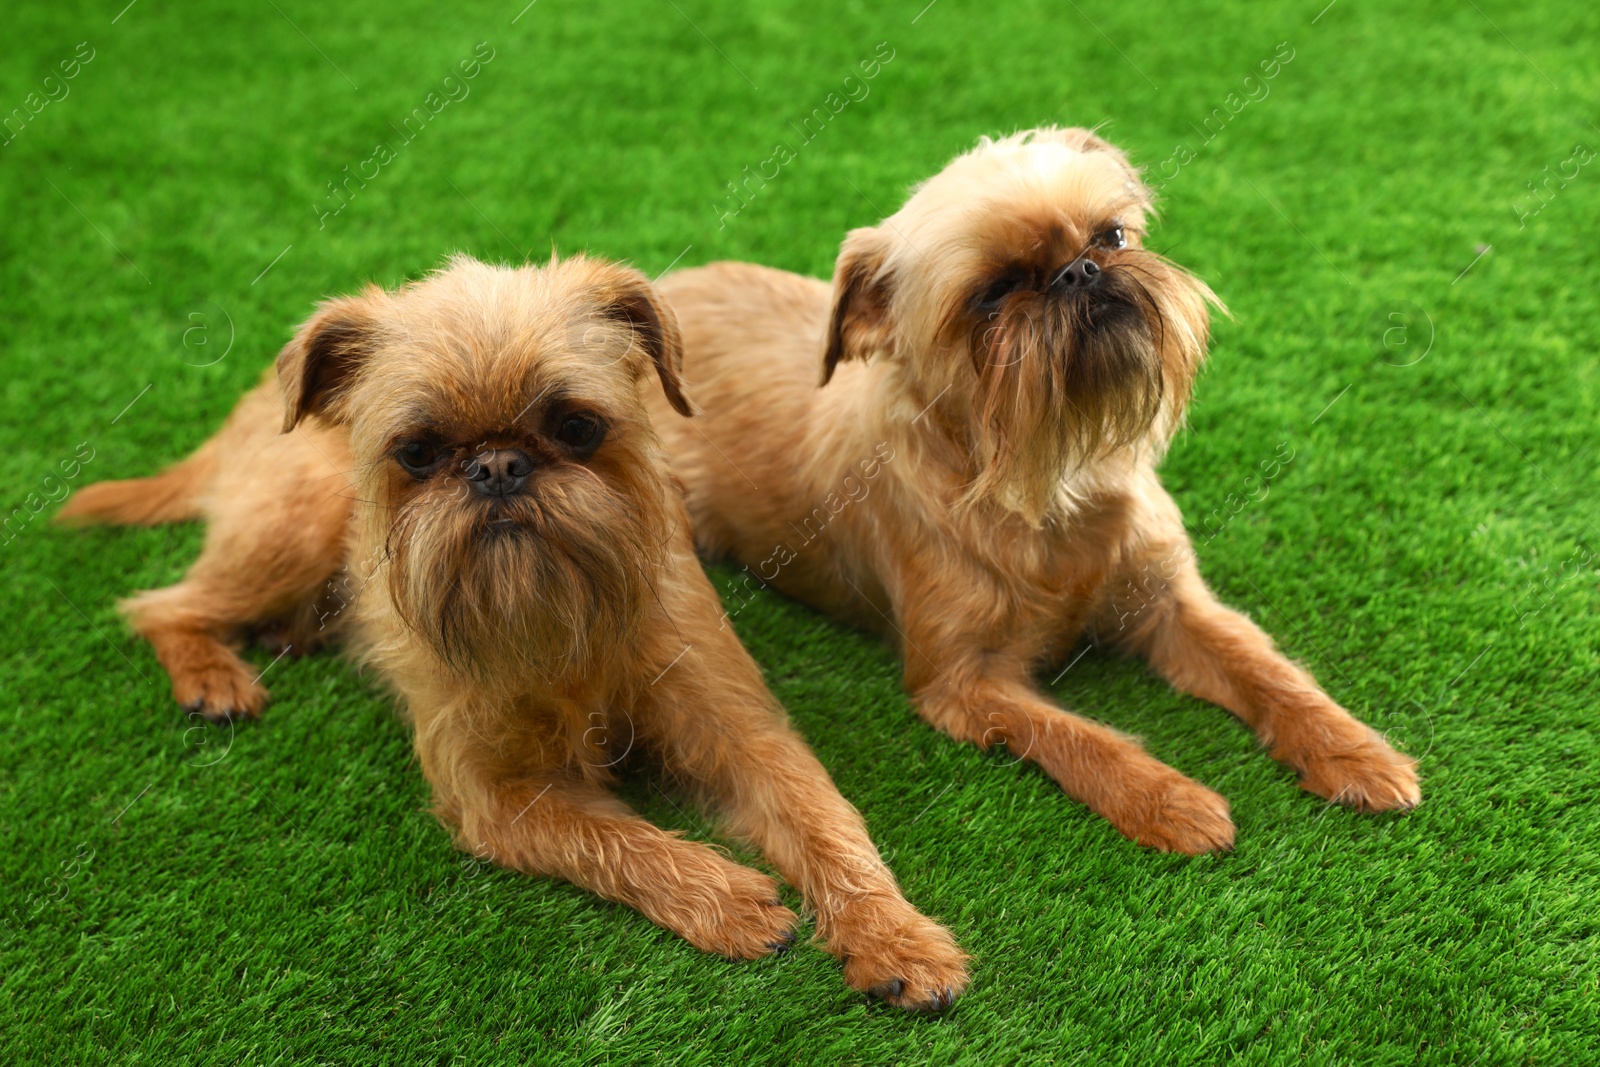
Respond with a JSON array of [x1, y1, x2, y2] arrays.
[[647, 127, 1421, 854], [59, 255, 968, 1009]]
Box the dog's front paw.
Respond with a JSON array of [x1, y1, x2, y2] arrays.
[[1114, 772, 1235, 855], [661, 860, 799, 961], [1294, 730, 1421, 812], [834, 908, 969, 1012]]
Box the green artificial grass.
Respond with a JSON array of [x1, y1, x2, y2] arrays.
[[2, 0, 1597, 1062]]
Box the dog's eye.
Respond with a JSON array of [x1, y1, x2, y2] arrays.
[[980, 277, 1022, 306], [1097, 225, 1127, 250], [395, 440, 441, 475], [555, 414, 605, 455]]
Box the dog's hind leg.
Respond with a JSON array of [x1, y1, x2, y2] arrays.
[[130, 449, 353, 720], [65, 383, 356, 721]]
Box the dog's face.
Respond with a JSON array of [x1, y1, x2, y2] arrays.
[[824, 127, 1220, 521], [278, 254, 692, 679]]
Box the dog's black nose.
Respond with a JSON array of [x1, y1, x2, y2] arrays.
[[1053, 255, 1103, 290], [464, 449, 534, 498]]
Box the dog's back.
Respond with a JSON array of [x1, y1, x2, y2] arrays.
[[649, 262, 895, 623]]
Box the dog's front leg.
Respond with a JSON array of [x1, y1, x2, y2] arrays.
[[1112, 549, 1421, 812], [641, 635, 970, 1012], [901, 631, 1236, 855], [428, 750, 799, 960], [910, 671, 1237, 854]]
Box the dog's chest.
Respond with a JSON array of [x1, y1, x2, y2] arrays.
[[969, 492, 1132, 645]]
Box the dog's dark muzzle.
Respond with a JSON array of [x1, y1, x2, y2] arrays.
[[465, 448, 534, 499], [1051, 254, 1103, 292]]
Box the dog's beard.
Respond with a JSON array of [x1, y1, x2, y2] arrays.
[[383, 470, 666, 681], [953, 258, 1210, 522]]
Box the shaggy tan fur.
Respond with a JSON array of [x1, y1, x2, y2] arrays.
[[58, 255, 968, 1010], [645, 127, 1421, 855]]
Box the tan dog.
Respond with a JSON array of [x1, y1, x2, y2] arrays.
[[59, 255, 968, 1010], [648, 128, 1421, 854]]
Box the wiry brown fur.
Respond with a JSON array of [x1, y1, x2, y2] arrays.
[[58, 254, 968, 1011], [647, 127, 1421, 855]]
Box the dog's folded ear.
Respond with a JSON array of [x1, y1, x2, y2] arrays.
[[276, 288, 386, 432], [593, 264, 695, 418], [823, 226, 895, 385]]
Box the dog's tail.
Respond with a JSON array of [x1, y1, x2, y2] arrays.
[[56, 441, 219, 527]]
